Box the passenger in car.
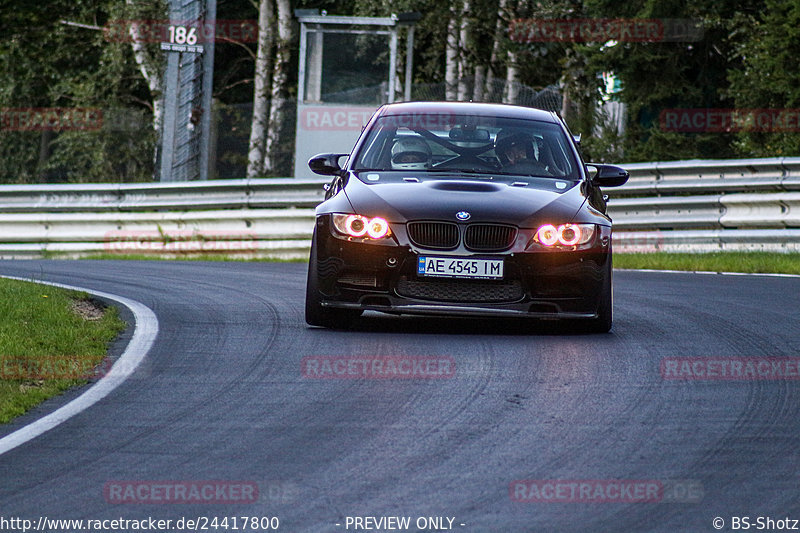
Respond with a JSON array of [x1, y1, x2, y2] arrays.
[[391, 136, 432, 170], [494, 129, 549, 176]]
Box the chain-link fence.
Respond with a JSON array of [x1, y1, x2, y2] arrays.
[[158, 0, 208, 182], [0, 80, 560, 182], [410, 79, 562, 113], [317, 79, 562, 112]]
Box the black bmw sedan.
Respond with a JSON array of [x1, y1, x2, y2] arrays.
[[305, 101, 629, 332]]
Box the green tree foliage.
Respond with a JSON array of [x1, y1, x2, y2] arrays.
[[0, 0, 165, 183], [727, 0, 800, 156], [580, 0, 747, 161], [1, 0, 799, 183]]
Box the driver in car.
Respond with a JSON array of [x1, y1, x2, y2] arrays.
[[494, 129, 548, 175], [391, 136, 432, 170]]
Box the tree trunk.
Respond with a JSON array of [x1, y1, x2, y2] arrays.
[[445, 6, 459, 101], [503, 50, 519, 104], [561, 82, 571, 124], [502, 0, 518, 104], [37, 130, 53, 183], [264, 0, 292, 175], [126, 1, 163, 133], [247, 0, 274, 178], [485, 0, 508, 101], [472, 65, 485, 101], [457, 1, 471, 101]]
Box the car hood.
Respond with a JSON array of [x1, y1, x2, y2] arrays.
[[339, 174, 586, 228]]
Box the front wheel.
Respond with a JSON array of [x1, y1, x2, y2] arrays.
[[305, 229, 362, 329], [583, 258, 613, 333]]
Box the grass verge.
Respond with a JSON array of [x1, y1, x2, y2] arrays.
[[0, 278, 126, 424], [615, 252, 800, 275]]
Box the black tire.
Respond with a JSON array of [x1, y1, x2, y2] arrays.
[[305, 229, 361, 329], [583, 258, 613, 333]]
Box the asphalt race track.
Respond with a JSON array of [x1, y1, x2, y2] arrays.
[[1, 260, 800, 532]]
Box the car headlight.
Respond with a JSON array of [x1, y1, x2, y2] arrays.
[[528, 223, 596, 250], [331, 214, 392, 241]]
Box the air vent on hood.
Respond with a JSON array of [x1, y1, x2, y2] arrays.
[[428, 181, 501, 193]]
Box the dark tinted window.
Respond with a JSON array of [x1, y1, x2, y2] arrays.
[[352, 114, 579, 180]]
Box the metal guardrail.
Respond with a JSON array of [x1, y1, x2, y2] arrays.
[[608, 192, 800, 230], [607, 157, 800, 251], [0, 179, 328, 259], [606, 158, 800, 251], [0, 178, 329, 212], [0, 158, 798, 258], [614, 157, 800, 196]]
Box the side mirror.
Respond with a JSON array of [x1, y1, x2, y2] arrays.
[[586, 163, 629, 187], [308, 153, 347, 176]]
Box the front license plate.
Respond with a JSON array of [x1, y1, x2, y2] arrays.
[[417, 256, 504, 279]]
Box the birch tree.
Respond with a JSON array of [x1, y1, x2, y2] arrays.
[[503, 51, 519, 104], [456, 1, 472, 100], [502, 0, 519, 104], [264, 0, 293, 175], [125, 0, 166, 133], [247, 0, 274, 178], [484, 0, 508, 101], [445, 5, 460, 100]]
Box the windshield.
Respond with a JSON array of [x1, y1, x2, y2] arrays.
[[352, 113, 580, 180]]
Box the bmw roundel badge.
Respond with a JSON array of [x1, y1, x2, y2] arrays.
[[456, 211, 471, 221]]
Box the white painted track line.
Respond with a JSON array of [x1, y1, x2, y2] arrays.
[[618, 268, 800, 279], [0, 276, 158, 457]]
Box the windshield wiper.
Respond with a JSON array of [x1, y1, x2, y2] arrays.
[[490, 170, 560, 179], [426, 168, 496, 176]]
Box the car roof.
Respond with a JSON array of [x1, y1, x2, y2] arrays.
[[374, 101, 560, 123]]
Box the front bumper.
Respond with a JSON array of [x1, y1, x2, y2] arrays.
[[313, 216, 612, 319]]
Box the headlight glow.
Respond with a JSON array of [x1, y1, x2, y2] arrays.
[[558, 224, 581, 246], [532, 223, 595, 249], [345, 215, 367, 237], [535, 224, 560, 246], [332, 214, 392, 240], [366, 217, 390, 239]]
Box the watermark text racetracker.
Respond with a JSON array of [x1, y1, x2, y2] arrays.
[[508, 18, 704, 43], [104, 230, 258, 254], [302, 356, 456, 379], [299, 107, 460, 132], [661, 357, 800, 380], [0, 515, 279, 532], [660, 108, 800, 133], [1, 108, 103, 131], [104, 480, 258, 504], [509, 479, 703, 503]]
